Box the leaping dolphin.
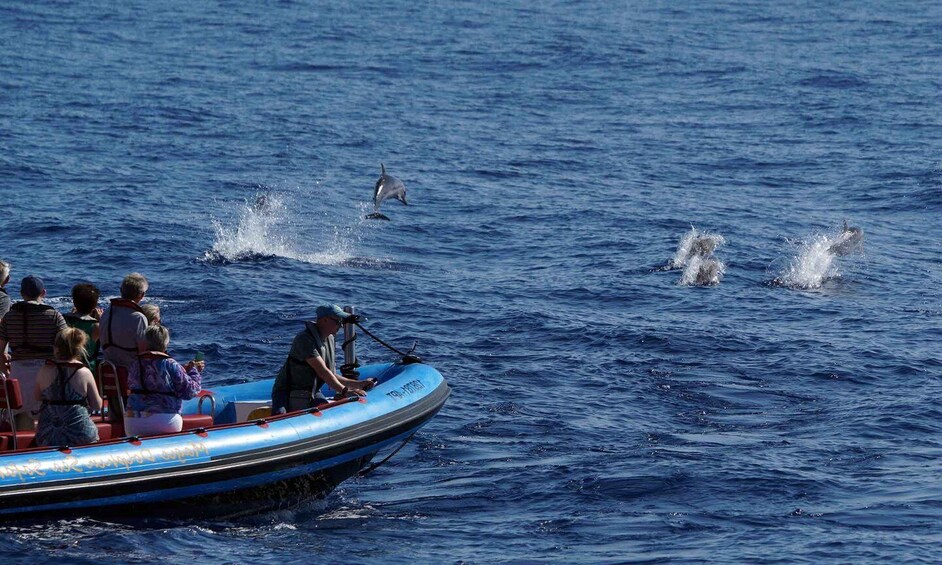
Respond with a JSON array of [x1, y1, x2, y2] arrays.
[[366, 163, 408, 221], [827, 220, 864, 256]]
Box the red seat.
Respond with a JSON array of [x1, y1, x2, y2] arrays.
[[98, 362, 129, 421], [0, 431, 37, 451], [185, 390, 217, 430], [181, 414, 214, 431], [1, 376, 121, 449], [0, 378, 23, 412], [0, 378, 29, 450], [110, 420, 125, 439], [95, 422, 113, 442]]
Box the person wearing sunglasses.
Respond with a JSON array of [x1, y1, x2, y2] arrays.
[[271, 304, 374, 414]]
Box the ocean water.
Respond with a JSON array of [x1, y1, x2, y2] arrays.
[[1, 0, 941, 562]]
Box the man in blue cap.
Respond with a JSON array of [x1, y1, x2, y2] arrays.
[[271, 304, 373, 414], [0, 275, 67, 429]]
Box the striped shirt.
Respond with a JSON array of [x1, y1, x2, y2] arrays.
[[0, 301, 68, 360], [0, 288, 10, 320]]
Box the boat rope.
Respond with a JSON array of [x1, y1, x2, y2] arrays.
[[357, 432, 417, 477], [350, 320, 422, 363]]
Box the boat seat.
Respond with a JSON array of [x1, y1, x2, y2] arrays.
[[0, 376, 117, 448], [0, 431, 37, 451], [98, 361, 129, 421], [0, 378, 32, 450], [109, 420, 125, 439], [0, 424, 116, 450], [247, 407, 272, 420], [181, 414, 214, 431], [0, 377, 23, 414], [183, 390, 216, 430], [95, 422, 113, 442]]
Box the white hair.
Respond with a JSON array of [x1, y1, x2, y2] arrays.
[[0, 260, 9, 285], [120, 272, 148, 299], [144, 324, 170, 352]]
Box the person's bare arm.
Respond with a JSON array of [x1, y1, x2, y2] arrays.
[[306, 356, 365, 396], [0, 338, 9, 373], [81, 369, 103, 412]]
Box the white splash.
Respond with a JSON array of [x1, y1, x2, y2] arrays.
[[204, 192, 357, 265], [776, 233, 840, 289], [680, 254, 725, 286], [668, 227, 726, 286], [42, 295, 75, 309], [669, 227, 726, 269]]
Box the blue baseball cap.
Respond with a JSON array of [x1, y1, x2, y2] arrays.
[[315, 304, 354, 323], [20, 275, 45, 299]]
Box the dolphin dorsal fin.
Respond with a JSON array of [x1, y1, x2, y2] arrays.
[[381, 163, 385, 175]]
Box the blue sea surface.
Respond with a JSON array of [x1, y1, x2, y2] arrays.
[[2, 0, 941, 562]]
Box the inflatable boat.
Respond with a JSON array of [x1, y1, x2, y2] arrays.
[[0, 361, 449, 518]]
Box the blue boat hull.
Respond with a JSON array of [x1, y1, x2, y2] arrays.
[[0, 362, 449, 518]]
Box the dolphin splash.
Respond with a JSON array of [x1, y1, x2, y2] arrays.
[[666, 227, 726, 286], [366, 163, 408, 220], [773, 221, 865, 289]]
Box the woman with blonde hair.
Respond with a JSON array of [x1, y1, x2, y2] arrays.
[[34, 328, 103, 447]]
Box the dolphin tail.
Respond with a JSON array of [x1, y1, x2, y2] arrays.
[[366, 212, 391, 221]]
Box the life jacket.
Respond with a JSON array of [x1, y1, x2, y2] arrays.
[[284, 323, 326, 394], [130, 351, 179, 397], [101, 298, 145, 353], [9, 301, 57, 356], [63, 313, 100, 370], [41, 360, 89, 408]]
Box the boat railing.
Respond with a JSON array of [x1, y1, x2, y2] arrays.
[[197, 392, 216, 417], [0, 377, 23, 450], [98, 360, 127, 421], [341, 305, 360, 378]]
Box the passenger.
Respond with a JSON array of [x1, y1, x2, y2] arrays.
[[141, 304, 161, 327], [0, 276, 68, 430], [63, 283, 103, 374], [34, 328, 103, 447], [125, 325, 203, 437], [0, 260, 10, 320], [271, 304, 372, 414], [100, 273, 149, 371]]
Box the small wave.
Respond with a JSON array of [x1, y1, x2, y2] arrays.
[[41, 296, 75, 309], [338, 256, 414, 271], [797, 71, 869, 89], [262, 63, 349, 73]]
